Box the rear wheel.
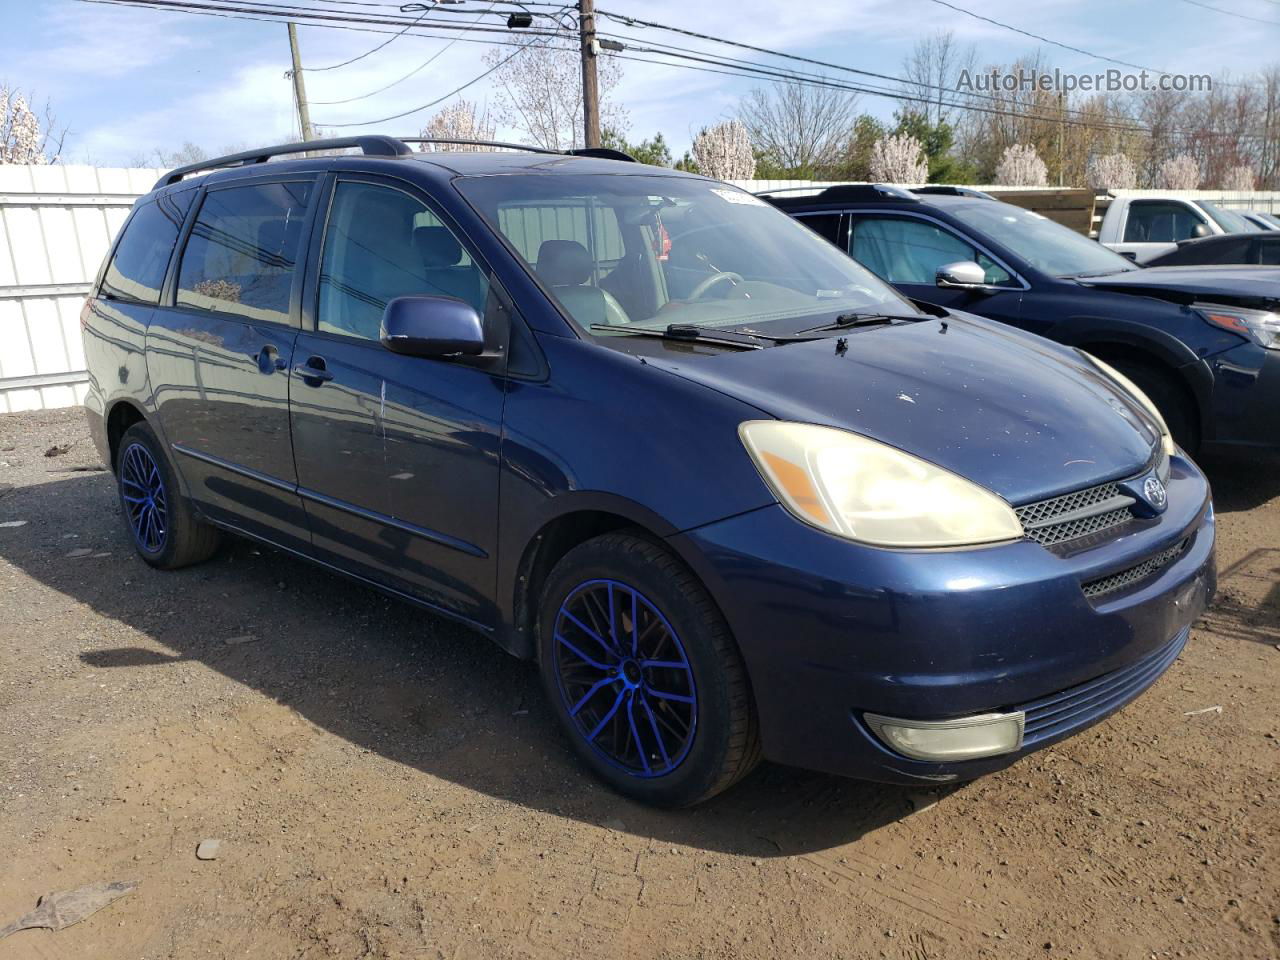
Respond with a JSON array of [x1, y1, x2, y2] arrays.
[[1110, 361, 1200, 455], [116, 421, 220, 569], [538, 532, 760, 807]]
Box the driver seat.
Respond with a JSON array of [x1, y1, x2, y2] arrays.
[[536, 240, 629, 326]]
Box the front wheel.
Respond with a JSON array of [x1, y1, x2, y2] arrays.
[[538, 532, 760, 807]]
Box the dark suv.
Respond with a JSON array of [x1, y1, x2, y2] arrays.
[[765, 184, 1280, 456], [82, 139, 1214, 806]]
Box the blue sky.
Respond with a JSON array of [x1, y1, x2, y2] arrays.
[[1, 0, 1273, 166]]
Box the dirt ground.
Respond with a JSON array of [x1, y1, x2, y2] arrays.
[[0, 408, 1276, 960]]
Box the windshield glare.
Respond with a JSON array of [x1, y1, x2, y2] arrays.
[[456, 174, 912, 335], [1200, 202, 1255, 234], [948, 201, 1138, 278]]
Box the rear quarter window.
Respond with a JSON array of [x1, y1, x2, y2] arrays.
[[99, 189, 194, 304]]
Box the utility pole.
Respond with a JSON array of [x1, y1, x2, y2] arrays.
[[578, 0, 601, 148], [1057, 90, 1065, 187], [287, 22, 314, 142]]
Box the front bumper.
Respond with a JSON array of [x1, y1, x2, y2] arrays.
[[672, 454, 1216, 784]]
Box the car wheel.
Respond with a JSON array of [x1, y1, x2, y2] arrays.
[[538, 532, 760, 807], [116, 421, 220, 569], [1112, 361, 1200, 456]]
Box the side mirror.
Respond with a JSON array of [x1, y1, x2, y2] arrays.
[[936, 260, 994, 292], [380, 296, 484, 358], [1191, 222, 1211, 239]]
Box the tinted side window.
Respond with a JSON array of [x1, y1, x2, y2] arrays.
[[795, 213, 843, 247], [317, 181, 489, 341], [1258, 238, 1280, 265], [1123, 201, 1205, 243], [849, 216, 1012, 285], [100, 190, 193, 304], [176, 181, 313, 324]]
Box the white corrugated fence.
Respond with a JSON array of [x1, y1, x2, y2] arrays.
[[0, 164, 161, 413]]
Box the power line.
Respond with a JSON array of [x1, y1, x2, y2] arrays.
[[596, 26, 1153, 130], [916, 0, 1238, 85], [309, 1, 500, 103], [1172, 0, 1280, 24], [78, 0, 566, 40], [83, 0, 1270, 141], [613, 49, 1150, 135], [319, 36, 542, 126], [304, 0, 433, 70]]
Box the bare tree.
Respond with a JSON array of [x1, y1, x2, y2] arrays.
[[900, 30, 976, 129], [738, 81, 858, 177], [153, 142, 209, 168], [691, 120, 755, 180], [419, 100, 497, 151], [1, 86, 63, 164], [1157, 154, 1200, 189], [1221, 164, 1256, 190], [994, 144, 1048, 186], [483, 41, 625, 150], [869, 133, 928, 183], [1087, 153, 1138, 190]]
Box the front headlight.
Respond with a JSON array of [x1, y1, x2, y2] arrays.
[[738, 421, 1023, 547], [1082, 354, 1176, 457], [1198, 304, 1280, 350]]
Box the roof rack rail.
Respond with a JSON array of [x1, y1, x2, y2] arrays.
[[758, 183, 920, 204], [154, 135, 412, 189], [155, 135, 639, 191], [912, 185, 995, 200], [403, 138, 636, 162], [751, 185, 828, 197]]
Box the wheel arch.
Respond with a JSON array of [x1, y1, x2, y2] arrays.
[[501, 493, 717, 661], [105, 398, 149, 473], [1073, 338, 1209, 445]]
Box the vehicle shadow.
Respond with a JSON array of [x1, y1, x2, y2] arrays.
[[3, 472, 935, 858], [1199, 454, 1280, 514]]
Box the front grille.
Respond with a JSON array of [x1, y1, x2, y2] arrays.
[[1015, 480, 1136, 547], [1015, 450, 1170, 550], [1081, 539, 1188, 599], [1018, 627, 1189, 747]]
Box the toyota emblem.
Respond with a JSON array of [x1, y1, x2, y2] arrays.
[[1143, 475, 1168, 511]]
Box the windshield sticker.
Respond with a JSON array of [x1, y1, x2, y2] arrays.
[[711, 188, 767, 206]]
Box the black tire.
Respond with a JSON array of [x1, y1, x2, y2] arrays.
[[1111, 361, 1200, 456], [537, 532, 760, 807], [115, 421, 220, 569]]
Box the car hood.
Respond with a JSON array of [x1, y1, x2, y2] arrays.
[[1076, 265, 1280, 308], [645, 315, 1159, 505]]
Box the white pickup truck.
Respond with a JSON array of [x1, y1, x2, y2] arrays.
[[1095, 194, 1258, 263]]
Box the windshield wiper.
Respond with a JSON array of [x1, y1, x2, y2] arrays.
[[589, 323, 768, 349], [801, 310, 925, 333]]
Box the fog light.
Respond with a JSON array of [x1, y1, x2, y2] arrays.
[[864, 711, 1025, 762]]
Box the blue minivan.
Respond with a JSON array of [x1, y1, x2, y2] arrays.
[[82, 137, 1216, 806]]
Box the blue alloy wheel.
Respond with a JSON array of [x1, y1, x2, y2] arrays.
[[119, 441, 168, 553], [552, 579, 698, 777]]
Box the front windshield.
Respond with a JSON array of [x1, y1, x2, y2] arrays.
[[455, 173, 913, 335], [947, 200, 1139, 278], [1200, 202, 1255, 234], [947, 200, 1136, 277]]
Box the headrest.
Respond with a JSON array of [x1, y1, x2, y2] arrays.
[[414, 226, 463, 267], [347, 190, 413, 247], [536, 239, 592, 286]]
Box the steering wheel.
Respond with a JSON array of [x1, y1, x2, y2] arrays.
[[688, 271, 744, 300]]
